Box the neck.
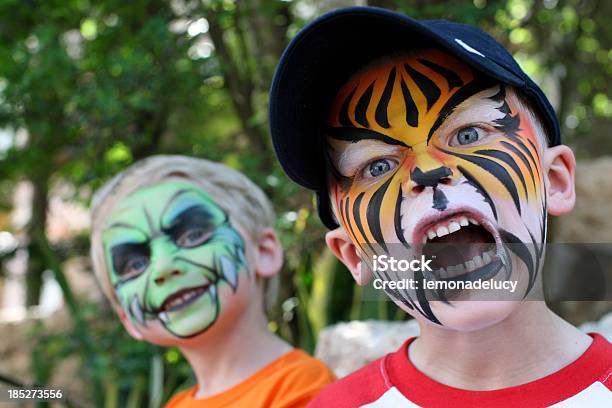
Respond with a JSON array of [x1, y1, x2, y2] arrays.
[[179, 301, 292, 398], [410, 302, 592, 390]]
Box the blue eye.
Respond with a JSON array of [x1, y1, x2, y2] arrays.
[[123, 256, 149, 278], [176, 228, 211, 248], [456, 127, 480, 145], [366, 159, 396, 178]]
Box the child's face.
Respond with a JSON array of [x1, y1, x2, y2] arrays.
[[101, 180, 250, 341], [326, 50, 547, 329]]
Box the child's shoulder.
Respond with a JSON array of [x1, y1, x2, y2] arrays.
[[272, 349, 336, 385], [308, 353, 394, 408], [590, 333, 612, 386], [310, 334, 612, 408], [165, 349, 335, 408]]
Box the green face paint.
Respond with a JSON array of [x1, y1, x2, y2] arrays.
[[102, 180, 247, 338]]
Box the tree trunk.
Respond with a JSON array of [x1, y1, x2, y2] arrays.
[[25, 172, 49, 306]]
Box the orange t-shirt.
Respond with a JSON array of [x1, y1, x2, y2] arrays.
[[164, 350, 335, 408]]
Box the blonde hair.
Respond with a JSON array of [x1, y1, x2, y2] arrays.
[[90, 155, 277, 308]]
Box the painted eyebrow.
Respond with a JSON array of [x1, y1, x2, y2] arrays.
[[161, 206, 215, 239], [160, 188, 204, 225], [327, 127, 411, 149], [327, 136, 403, 178], [426, 78, 496, 144]]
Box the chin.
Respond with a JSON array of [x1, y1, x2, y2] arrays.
[[419, 300, 521, 332]]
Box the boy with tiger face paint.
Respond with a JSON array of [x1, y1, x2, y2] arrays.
[[270, 7, 611, 407], [325, 49, 546, 328]]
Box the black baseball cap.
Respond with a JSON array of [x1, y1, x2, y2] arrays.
[[269, 6, 561, 229]]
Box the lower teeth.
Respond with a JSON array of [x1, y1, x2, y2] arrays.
[[437, 249, 496, 279]]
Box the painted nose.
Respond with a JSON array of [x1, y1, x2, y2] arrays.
[[154, 269, 182, 285], [410, 166, 453, 193]]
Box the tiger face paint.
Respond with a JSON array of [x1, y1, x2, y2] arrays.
[[102, 181, 247, 338], [326, 50, 546, 326]]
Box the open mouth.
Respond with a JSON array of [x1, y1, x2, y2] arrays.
[[156, 283, 212, 314], [413, 211, 505, 283]]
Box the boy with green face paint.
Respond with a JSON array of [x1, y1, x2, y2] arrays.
[[90, 155, 334, 407]]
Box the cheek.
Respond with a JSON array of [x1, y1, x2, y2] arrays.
[[115, 277, 146, 304]]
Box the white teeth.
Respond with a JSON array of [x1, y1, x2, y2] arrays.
[[423, 215, 483, 243], [455, 264, 466, 276], [130, 296, 145, 326], [436, 225, 450, 237], [159, 312, 169, 323], [448, 220, 461, 233], [444, 263, 468, 279], [443, 251, 496, 278]]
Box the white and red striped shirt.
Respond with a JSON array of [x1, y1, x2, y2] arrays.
[[310, 333, 612, 407]]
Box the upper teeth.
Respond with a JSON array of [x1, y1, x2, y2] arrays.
[[423, 215, 479, 243], [161, 286, 208, 312]]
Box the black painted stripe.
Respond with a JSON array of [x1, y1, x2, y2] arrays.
[[343, 197, 359, 249], [375, 67, 396, 129], [394, 186, 409, 248], [353, 192, 375, 254], [500, 141, 537, 192], [327, 127, 411, 148], [417, 58, 464, 89], [400, 74, 419, 127], [355, 83, 374, 127], [414, 269, 442, 324], [500, 229, 535, 296], [446, 150, 521, 214], [432, 187, 449, 211], [527, 229, 542, 293], [475, 149, 528, 197], [404, 64, 441, 111], [427, 78, 494, 143], [527, 139, 541, 161], [457, 165, 498, 220], [511, 137, 540, 178], [339, 85, 358, 127], [366, 178, 392, 253]]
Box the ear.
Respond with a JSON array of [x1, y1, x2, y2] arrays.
[[116, 307, 144, 340], [544, 144, 576, 216], [253, 227, 283, 278], [325, 227, 371, 285]]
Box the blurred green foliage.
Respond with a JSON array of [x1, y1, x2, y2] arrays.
[[0, 0, 609, 406]]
